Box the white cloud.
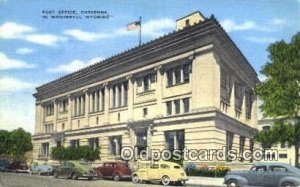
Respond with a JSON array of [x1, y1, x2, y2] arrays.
[[271, 18, 286, 26], [245, 36, 277, 44], [220, 19, 257, 32], [47, 57, 103, 73], [64, 18, 175, 41], [16, 47, 34, 54], [0, 76, 35, 92], [24, 34, 66, 46], [0, 22, 65, 46], [0, 52, 35, 70], [142, 18, 175, 37], [0, 22, 34, 39], [64, 29, 109, 41]]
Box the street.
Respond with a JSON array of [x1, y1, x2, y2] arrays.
[[0, 172, 212, 187]]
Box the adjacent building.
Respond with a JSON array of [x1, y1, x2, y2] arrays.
[[32, 11, 259, 165]]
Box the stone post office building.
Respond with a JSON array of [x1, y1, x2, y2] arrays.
[[32, 11, 259, 164]]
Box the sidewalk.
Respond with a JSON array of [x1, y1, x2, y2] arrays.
[[186, 176, 226, 187]]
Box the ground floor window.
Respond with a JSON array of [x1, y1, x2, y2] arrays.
[[89, 138, 99, 150], [41, 143, 49, 157], [70, 139, 80, 148], [165, 130, 185, 151], [110, 136, 122, 156], [226, 131, 234, 161], [136, 131, 147, 155]]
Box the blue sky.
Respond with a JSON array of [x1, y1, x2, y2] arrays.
[[0, 0, 299, 133]]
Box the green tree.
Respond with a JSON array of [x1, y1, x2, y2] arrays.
[[0, 130, 10, 158], [8, 128, 33, 158], [255, 32, 300, 166]]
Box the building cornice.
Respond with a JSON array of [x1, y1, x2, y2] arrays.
[[34, 15, 258, 101]]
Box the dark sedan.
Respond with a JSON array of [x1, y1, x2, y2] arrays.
[[224, 162, 300, 187], [96, 161, 132, 181]]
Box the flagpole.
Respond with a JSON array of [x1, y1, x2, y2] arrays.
[[139, 16, 142, 46]]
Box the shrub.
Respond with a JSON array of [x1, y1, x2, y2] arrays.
[[185, 163, 230, 177]]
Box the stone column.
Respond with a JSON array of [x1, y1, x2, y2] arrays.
[[53, 99, 58, 132], [84, 91, 89, 126], [121, 83, 124, 107], [116, 85, 119, 108], [95, 91, 99, 112], [89, 92, 93, 113], [229, 83, 236, 118], [67, 95, 72, 130], [127, 76, 134, 121], [155, 66, 164, 117], [104, 83, 110, 124], [242, 91, 247, 123], [76, 96, 80, 116]]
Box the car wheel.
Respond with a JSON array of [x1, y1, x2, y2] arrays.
[[113, 174, 120, 181], [88, 177, 93, 181], [161, 175, 171, 186], [281, 182, 295, 187], [53, 172, 58, 179], [132, 174, 139, 183], [227, 180, 239, 187], [71, 173, 78, 180]]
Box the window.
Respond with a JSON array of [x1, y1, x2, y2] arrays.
[[89, 138, 99, 150], [166, 101, 172, 115], [70, 139, 80, 148], [41, 143, 49, 157], [118, 84, 122, 107], [185, 19, 190, 26], [59, 99, 68, 113], [150, 164, 159, 169], [167, 70, 173, 86], [221, 69, 230, 91], [143, 76, 149, 91], [101, 89, 105, 110], [165, 130, 185, 151], [118, 113, 120, 121], [174, 100, 180, 114], [183, 64, 190, 83], [161, 164, 170, 169], [269, 165, 287, 172], [96, 117, 99, 125], [251, 166, 267, 172], [136, 131, 147, 155], [45, 103, 54, 116], [112, 85, 116, 108], [62, 123, 65, 130], [183, 98, 190, 113], [174, 66, 181, 84], [123, 82, 128, 106], [44, 123, 53, 134], [110, 136, 122, 156], [143, 108, 148, 118]]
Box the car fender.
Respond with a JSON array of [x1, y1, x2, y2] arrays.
[[279, 176, 300, 186], [224, 174, 248, 186]]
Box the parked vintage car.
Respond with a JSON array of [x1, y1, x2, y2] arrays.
[[0, 159, 10, 172], [8, 160, 29, 173], [132, 161, 188, 186], [224, 162, 300, 187], [53, 160, 95, 180], [30, 164, 53, 175], [96, 161, 132, 181]]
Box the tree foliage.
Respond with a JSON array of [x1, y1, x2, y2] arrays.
[[255, 32, 300, 166], [0, 128, 32, 159], [51, 146, 99, 162]]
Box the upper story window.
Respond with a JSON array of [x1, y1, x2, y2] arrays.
[[137, 73, 156, 93], [166, 63, 191, 87], [45, 103, 54, 116], [70, 139, 80, 148], [59, 99, 68, 113], [234, 81, 243, 110], [44, 123, 53, 134], [90, 88, 105, 113], [221, 68, 230, 91], [112, 81, 128, 109], [245, 90, 253, 119], [166, 98, 190, 116]]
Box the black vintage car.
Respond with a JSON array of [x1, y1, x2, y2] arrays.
[[224, 162, 300, 187], [53, 161, 95, 180]]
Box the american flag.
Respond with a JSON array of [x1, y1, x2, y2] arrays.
[[127, 21, 141, 31]]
